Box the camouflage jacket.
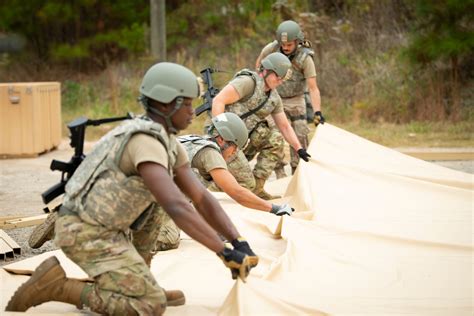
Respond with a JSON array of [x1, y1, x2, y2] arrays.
[[267, 40, 314, 98], [226, 69, 282, 132], [178, 134, 220, 186], [62, 116, 178, 231]]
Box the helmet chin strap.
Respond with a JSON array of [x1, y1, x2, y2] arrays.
[[210, 135, 234, 152], [259, 66, 276, 81], [262, 70, 275, 91], [220, 141, 234, 152], [262, 69, 273, 80], [140, 95, 184, 134]]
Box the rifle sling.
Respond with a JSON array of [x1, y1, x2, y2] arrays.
[[239, 94, 270, 120]]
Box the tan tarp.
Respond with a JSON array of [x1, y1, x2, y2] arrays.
[[1, 124, 472, 315]]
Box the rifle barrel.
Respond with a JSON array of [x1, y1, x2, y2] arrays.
[[89, 114, 132, 126]]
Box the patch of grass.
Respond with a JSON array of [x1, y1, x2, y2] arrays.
[[65, 91, 472, 149], [56, 62, 473, 149], [334, 121, 473, 147]]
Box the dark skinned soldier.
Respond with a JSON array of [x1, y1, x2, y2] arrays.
[[6, 62, 258, 315]]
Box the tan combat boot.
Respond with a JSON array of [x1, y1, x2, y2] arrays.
[[28, 210, 58, 248], [165, 289, 186, 306], [254, 177, 281, 200], [274, 167, 287, 179], [5, 256, 87, 312], [156, 240, 180, 252]]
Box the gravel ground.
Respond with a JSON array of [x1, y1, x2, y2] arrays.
[[430, 160, 474, 174], [1, 141, 472, 266], [1, 226, 57, 266]]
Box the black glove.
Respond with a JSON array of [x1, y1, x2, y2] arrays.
[[231, 237, 259, 268], [297, 148, 311, 162], [314, 111, 325, 126], [217, 244, 253, 282], [271, 203, 294, 216]]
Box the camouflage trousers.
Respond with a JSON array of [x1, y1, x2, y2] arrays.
[[153, 214, 180, 252], [276, 95, 310, 169], [55, 204, 175, 315], [243, 121, 285, 180]]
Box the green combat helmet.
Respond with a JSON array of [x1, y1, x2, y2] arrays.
[[276, 20, 304, 43], [261, 52, 292, 80], [212, 112, 248, 149], [140, 62, 199, 103], [139, 62, 199, 133]]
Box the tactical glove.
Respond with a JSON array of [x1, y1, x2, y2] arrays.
[[217, 245, 253, 282], [271, 203, 294, 216], [297, 148, 311, 162], [313, 111, 325, 126], [231, 237, 259, 268]]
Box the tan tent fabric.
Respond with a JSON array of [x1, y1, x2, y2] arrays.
[[1, 124, 472, 315]]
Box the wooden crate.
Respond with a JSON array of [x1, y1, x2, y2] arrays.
[[0, 82, 61, 157]]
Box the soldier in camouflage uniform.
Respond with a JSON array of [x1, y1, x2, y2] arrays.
[[256, 20, 325, 177], [6, 62, 259, 315], [27, 113, 293, 252], [212, 52, 311, 200], [180, 112, 294, 216]]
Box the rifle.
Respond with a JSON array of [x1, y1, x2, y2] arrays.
[[195, 68, 222, 116], [41, 113, 133, 204]]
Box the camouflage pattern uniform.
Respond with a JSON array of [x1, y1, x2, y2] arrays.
[[265, 41, 313, 169], [225, 70, 285, 182], [179, 135, 255, 191], [55, 116, 178, 315]]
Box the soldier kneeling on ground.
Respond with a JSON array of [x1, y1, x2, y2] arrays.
[[7, 62, 258, 315], [180, 112, 294, 216], [28, 113, 294, 252]]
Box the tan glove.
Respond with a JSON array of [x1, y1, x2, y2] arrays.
[[231, 237, 259, 268], [313, 111, 325, 126], [217, 244, 254, 282]]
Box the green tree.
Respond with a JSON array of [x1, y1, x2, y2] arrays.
[[407, 0, 474, 75], [406, 0, 474, 119], [0, 0, 148, 67]]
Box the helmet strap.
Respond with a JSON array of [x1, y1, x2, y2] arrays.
[[262, 70, 278, 91], [140, 95, 184, 134], [220, 141, 234, 152], [211, 135, 234, 153], [263, 69, 273, 80]]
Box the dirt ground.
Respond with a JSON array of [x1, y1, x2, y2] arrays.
[[0, 141, 95, 266], [0, 139, 472, 266]]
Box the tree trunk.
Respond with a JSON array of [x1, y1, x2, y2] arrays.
[[150, 0, 166, 61], [450, 55, 460, 121]]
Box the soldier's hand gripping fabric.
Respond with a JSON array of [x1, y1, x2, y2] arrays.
[[313, 111, 325, 126], [271, 203, 294, 216], [218, 244, 255, 282], [231, 237, 259, 268], [297, 148, 311, 162]]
